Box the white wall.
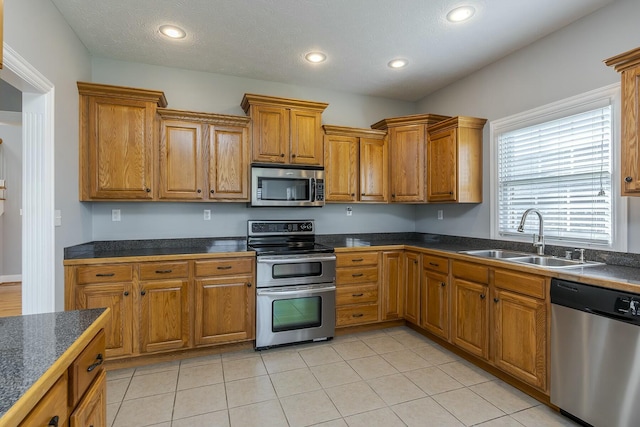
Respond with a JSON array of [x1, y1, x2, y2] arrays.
[[0, 121, 22, 277], [4, 0, 93, 309], [415, 0, 640, 253]]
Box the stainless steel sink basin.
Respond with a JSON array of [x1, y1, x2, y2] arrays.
[[461, 249, 603, 269], [459, 249, 530, 259]]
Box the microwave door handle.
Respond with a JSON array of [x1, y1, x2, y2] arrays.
[[310, 178, 316, 202]]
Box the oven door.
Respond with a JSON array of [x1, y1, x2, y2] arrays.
[[256, 254, 336, 287], [256, 283, 336, 349]]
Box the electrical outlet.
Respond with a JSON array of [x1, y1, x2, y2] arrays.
[[437, 210, 443, 220], [112, 209, 121, 222], [54, 210, 62, 227], [346, 206, 353, 216], [203, 209, 211, 220]]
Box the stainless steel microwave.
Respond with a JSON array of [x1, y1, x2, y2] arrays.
[[251, 165, 325, 207]]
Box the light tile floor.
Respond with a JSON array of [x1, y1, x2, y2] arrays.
[[106, 327, 580, 427]]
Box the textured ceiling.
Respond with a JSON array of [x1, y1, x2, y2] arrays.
[[50, 0, 614, 101]]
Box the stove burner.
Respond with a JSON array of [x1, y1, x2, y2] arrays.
[[247, 220, 334, 256]]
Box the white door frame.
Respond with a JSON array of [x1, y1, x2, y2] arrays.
[[1, 44, 55, 314]]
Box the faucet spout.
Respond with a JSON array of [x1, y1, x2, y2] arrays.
[[517, 208, 545, 255]]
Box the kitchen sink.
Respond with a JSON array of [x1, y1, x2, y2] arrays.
[[460, 250, 603, 269]]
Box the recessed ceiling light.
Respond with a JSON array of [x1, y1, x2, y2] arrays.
[[388, 59, 408, 69], [159, 25, 186, 39], [446, 6, 475, 23], [305, 52, 327, 63]]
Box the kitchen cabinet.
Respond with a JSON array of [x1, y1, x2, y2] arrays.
[[371, 114, 449, 202], [193, 258, 255, 345], [78, 82, 167, 200], [335, 251, 380, 326], [421, 254, 450, 340], [492, 269, 547, 391], [605, 47, 640, 196], [451, 260, 489, 359], [323, 125, 388, 203], [157, 109, 250, 201], [138, 261, 190, 353], [241, 93, 328, 166], [70, 370, 106, 427], [381, 251, 404, 320], [404, 251, 421, 324], [427, 116, 486, 203]]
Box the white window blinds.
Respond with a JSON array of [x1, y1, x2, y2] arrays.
[[497, 105, 612, 245]]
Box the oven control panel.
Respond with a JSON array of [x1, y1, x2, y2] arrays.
[[249, 220, 314, 236]]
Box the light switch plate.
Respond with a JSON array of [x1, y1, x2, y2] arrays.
[[112, 209, 121, 222], [204, 209, 211, 220]]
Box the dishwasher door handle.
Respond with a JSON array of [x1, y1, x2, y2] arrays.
[[585, 307, 636, 323]]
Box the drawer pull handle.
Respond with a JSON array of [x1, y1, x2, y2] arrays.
[[352, 293, 364, 297], [353, 313, 364, 318], [87, 353, 104, 372], [155, 269, 173, 274], [429, 262, 439, 267], [95, 273, 115, 277], [352, 258, 364, 262], [48, 416, 59, 427], [352, 273, 363, 277], [217, 266, 233, 270]]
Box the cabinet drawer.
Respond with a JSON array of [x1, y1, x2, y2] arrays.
[[194, 258, 254, 277], [336, 304, 379, 326], [139, 261, 189, 280], [337, 266, 378, 285], [336, 285, 378, 306], [336, 252, 378, 267], [423, 254, 449, 274], [494, 269, 546, 299], [69, 330, 106, 407], [19, 373, 69, 427], [452, 260, 489, 284], [77, 264, 133, 284]]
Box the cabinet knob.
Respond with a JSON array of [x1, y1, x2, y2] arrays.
[[246, 282, 252, 288], [291, 154, 296, 158], [48, 416, 59, 427], [141, 290, 146, 296], [210, 189, 215, 194], [351, 193, 355, 197], [480, 294, 486, 299], [494, 298, 499, 303], [625, 176, 633, 183], [197, 189, 202, 193], [391, 194, 396, 198], [145, 188, 151, 193], [123, 291, 129, 296], [361, 193, 365, 196], [449, 191, 453, 195], [414, 259, 417, 264], [280, 153, 285, 157], [440, 282, 446, 287]]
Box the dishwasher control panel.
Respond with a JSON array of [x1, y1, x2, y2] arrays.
[[616, 297, 640, 317]]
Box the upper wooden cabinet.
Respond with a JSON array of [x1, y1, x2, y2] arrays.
[[323, 125, 388, 203], [78, 82, 167, 201], [605, 47, 640, 196], [371, 114, 449, 202], [427, 116, 487, 203], [157, 109, 250, 201], [241, 93, 328, 166]]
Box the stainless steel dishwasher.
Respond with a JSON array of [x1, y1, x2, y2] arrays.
[[551, 278, 640, 427]]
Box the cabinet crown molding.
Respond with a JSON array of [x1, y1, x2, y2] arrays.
[[77, 81, 168, 107], [322, 124, 386, 139], [428, 116, 487, 132], [370, 113, 451, 130], [604, 46, 640, 73], [241, 93, 328, 114], [157, 108, 250, 126]]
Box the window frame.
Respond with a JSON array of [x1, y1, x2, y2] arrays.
[[489, 83, 627, 252]]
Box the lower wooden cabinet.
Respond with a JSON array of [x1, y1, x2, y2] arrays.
[[403, 252, 421, 325], [70, 370, 106, 427], [381, 251, 404, 320], [335, 251, 380, 327], [421, 254, 450, 340], [139, 279, 190, 353]]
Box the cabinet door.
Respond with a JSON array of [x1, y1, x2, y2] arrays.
[[360, 137, 388, 202], [194, 275, 254, 345], [158, 120, 204, 199], [208, 125, 250, 200], [251, 105, 288, 163], [389, 125, 425, 202], [76, 283, 133, 358], [493, 288, 547, 390], [621, 64, 640, 195], [452, 278, 488, 359], [139, 280, 190, 353], [427, 127, 457, 202], [324, 135, 358, 202], [404, 252, 421, 324], [290, 109, 323, 166], [381, 251, 403, 320], [70, 370, 106, 427], [421, 269, 449, 339], [85, 96, 155, 199]]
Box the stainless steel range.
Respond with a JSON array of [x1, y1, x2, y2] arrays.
[[248, 220, 336, 350]]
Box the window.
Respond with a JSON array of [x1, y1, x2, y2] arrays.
[[490, 84, 626, 250]]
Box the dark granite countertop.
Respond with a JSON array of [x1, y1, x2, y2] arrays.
[[0, 308, 107, 420]]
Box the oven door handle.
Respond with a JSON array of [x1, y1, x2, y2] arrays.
[[257, 254, 337, 263], [257, 285, 336, 296]]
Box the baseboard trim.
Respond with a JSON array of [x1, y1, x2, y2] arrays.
[[1, 275, 22, 284]]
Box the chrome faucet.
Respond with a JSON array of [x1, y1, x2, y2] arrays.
[[517, 208, 545, 255]]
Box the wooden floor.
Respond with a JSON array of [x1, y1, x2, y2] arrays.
[[0, 282, 22, 317]]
